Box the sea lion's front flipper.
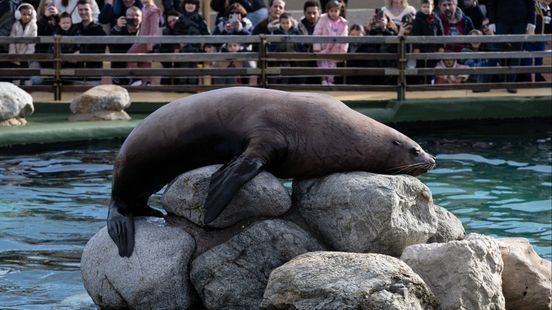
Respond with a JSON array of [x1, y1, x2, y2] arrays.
[[107, 200, 135, 257], [204, 156, 264, 224]]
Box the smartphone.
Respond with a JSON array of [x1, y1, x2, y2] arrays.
[[48, 2, 55, 9]]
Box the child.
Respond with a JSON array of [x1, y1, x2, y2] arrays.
[[461, 29, 490, 86], [214, 42, 244, 85], [313, 0, 348, 85], [9, 3, 38, 85], [434, 51, 469, 84], [411, 0, 444, 82], [52, 12, 79, 71], [269, 13, 304, 84]]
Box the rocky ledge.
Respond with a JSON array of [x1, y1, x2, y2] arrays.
[[81, 167, 551, 309]]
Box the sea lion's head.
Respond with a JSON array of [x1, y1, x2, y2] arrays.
[[384, 135, 436, 177]]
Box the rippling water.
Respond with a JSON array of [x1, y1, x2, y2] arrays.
[[0, 120, 550, 308]]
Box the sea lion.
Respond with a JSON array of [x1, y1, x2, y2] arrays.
[[107, 87, 436, 257]]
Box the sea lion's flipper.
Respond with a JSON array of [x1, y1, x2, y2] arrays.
[[204, 156, 264, 224], [107, 200, 135, 257]]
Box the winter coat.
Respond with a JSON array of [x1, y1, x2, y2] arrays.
[[487, 0, 536, 25], [174, 11, 210, 52], [411, 10, 444, 52], [127, 4, 160, 53], [9, 17, 37, 56], [312, 13, 348, 53], [54, 0, 101, 24], [212, 16, 253, 35]]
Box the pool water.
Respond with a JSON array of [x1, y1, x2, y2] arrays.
[[0, 120, 550, 309]]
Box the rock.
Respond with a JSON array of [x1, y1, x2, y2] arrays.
[[293, 172, 438, 256], [0, 82, 34, 125], [401, 233, 505, 310], [190, 219, 323, 310], [260, 251, 438, 310], [427, 204, 465, 243], [69, 85, 131, 121], [81, 218, 196, 309], [162, 165, 291, 228], [497, 238, 552, 310]]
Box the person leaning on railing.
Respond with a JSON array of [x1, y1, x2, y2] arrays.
[[173, 0, 210, 85], [109, 5, 141, 85], [268, 12, 305, 84], [210, 0, 267, 29], [157, 9, 180, 85], [35, 0, 59, 82], [9, 3, 38, 86], [411, 0, 444, 83], [363, 9, 398, 85], [521, 0, 551, 82], [436, 0, 474, 52], [99, 0, 143, 29], [74, 0, 106, 84]]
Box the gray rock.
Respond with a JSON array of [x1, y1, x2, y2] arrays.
[[0, 82, 34, 123], [497, 238, 552, 310], [427, 204, 465, 243], [293, 172, 438, 256], [68, 110, 130, 121], [70, 85, 131, 121], [162, 165, 291, 228], [0, 117, 27, 127], [190, 219, 323, 310], [81, 218, 196, 309], [261, 251, 438, 310], [401, 233, 505, 310]]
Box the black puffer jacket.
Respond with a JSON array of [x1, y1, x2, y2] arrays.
[[411, 10, 444, 52], [487, 0, 536, 25]]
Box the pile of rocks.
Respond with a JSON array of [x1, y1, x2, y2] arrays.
[[0, 82, 34, 126], [81, 167, 551, 309]]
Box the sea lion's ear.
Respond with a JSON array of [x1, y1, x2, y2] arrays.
[[203, 156, 264, 224]]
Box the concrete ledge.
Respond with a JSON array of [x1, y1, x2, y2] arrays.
[[1, 95, 550, 149]]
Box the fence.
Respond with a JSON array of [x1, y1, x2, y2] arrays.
[[0, 34, 550, 100]]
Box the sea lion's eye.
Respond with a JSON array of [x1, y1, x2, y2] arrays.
[[411, 147, 421, 156], [393, 140, 401, 146]]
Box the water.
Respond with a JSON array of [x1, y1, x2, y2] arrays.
[[0, 120, 550, 309]]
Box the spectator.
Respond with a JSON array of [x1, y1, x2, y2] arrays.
[[214, 41, 244, 85], [434, 52, 470, 84], [320, 0, 347, 14], [54, 0, 100, 23], [35, 0, 58, 75], [458, 0, 486, 29], [0, 0, 18, 54], [210, 0, 267, 28], [461, 28, 490, 86], [127, 0, 160, 86], [411, 0, 444, 82], [9, 2, 37, 85], [158, 9, 180, 85], [521, 0, 550, 82], [298, 0, 320, 36], [438, 0, 474, 52], [487, 0, 536, 93], [253, 0, 285, 35], [269, 12, 304, 84], [110, 5, 141, 85], [364, 9, 399, 84], [212, 2, 253, 35], [74, 0, 106, 83], [346, 24, 373, 84], [381, 0, 416, 27], [313, 0, 348, 85], [99, 0, 142, 28], [173, 0, 209, 84], [51, 11, 79, 76]]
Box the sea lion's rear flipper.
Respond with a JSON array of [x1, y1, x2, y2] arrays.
[[107, 201, 135, 257], [204, 156, 264, 224]]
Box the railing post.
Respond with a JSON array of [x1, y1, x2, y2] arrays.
[[53, 35, 62, 101], [259, 35, 268, 88], [397, 35, 406, 101]]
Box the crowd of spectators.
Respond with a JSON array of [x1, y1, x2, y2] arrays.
[[0, 0, 550, 88]]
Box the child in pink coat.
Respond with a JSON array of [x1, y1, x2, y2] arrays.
[[313, 0, 348, 85]]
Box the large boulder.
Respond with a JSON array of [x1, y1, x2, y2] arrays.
[[162, 165, 291, 228], [293, 172, 438, 256], [427, 204, 465, 243], [0, 82, 34, 126], [69, 85, 131, 121], [401, 233, 505, 310], [261, 251, 438, 310], [190, 219, 323, 310], [497, 238, 552, 310], [81, 218, 196, 309]]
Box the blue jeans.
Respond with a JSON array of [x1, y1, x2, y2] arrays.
[[246, 8, 268, 28], [496, 22, 527, 83]]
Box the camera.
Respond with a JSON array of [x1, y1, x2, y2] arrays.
[[126, 18, 136, 26], [375, 8, 384, 20], [401, 14, 413, 27], [48, 2, 55, 9]]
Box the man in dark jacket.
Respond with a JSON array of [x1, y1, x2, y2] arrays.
[[75, 0, 106, 82], [438, 0, 474, 51], [487, 0, 536, 92]]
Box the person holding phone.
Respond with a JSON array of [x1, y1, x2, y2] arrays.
[[381, 0, 416, 27], [212, 2, 253, 35]]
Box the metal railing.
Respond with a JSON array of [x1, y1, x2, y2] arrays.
[[0, 34, 550, 100]]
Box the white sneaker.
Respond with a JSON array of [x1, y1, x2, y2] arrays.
[[321, 80, 329, 85], [129, 80, 143, 86]]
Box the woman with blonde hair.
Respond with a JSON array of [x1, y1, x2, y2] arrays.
[[381, 0, 416, 27]]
